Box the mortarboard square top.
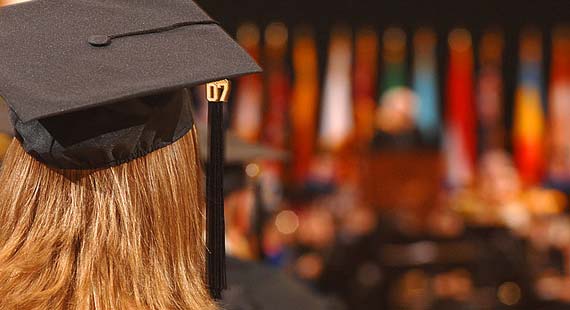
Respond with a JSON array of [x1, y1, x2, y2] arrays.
[[0, 0, 260, 123], [0, 0, 260, 171]]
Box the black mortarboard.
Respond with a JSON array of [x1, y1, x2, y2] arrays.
[[0, 0, 260, 299]]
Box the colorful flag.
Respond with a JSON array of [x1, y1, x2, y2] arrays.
[[413, 28, 440, 144], [375, 27, 414, 138], [477, 30, 505, 151], [262, 22, 290, 151], [290, 27, 319, 184], [513, 29, 545, 185], [353, 27, 379, 148], [548, 27, 570, 183], [319, 26, 353, 152], [233, 23, 264, 143], [444, 29, 476, 188], [380, 27, 407, 93], [259, 22, 291, 210]]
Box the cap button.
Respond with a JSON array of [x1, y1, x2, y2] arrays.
[[88, 35, 111, 47]]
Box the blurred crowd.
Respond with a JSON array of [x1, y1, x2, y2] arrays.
[[208, 22, 570, 310]]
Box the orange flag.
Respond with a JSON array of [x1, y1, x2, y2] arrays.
[[513, 29, 545, 185], [290, 27, 319, 184]]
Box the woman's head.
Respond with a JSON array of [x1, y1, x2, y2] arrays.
[[0, 128, 216, 310]]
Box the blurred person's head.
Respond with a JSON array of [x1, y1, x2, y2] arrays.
[[0, 130, 216, 310], [478, 150, 522, 206], [392, 269, 429, 309], [433, 269, 473, 302], [377, 87, 418, 134], [340, 205, 378, 237], [262, 215, 293, 263], [391, 208, 424, 236], [426, 207, 464, 238], [296, 207, 336, 250], [536, 269, 563, 301], [295, 252, 324, 281]]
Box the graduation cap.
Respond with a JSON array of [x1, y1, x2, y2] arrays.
[[0, 0, 261, 299]]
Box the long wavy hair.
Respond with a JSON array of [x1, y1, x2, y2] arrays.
[[0, 128, 216, 310]]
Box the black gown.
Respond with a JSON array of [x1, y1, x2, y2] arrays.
[[221, 256, 342, 310]]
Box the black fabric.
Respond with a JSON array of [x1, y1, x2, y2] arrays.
[[0, 0, 260, 170], [222, 164, 248, 197], [88, 20, 220, 47], [0, 0, 260, 122], [11, 88, 194, 170], [222, 257, 340, 310], [207, 101, 227, 298]]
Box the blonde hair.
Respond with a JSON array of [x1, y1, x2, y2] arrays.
[[0, 128, 216, 310]]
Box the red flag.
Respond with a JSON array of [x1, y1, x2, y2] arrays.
[[548, 27, 570, 183], [477, 30, 505, 151], [353, 27, 379, 148], [262, 22, 290, 151], [444, 29, 476, 188], [259, 23, 291, 209]]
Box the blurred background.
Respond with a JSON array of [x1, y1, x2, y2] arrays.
[[4, 0, 570, 309]]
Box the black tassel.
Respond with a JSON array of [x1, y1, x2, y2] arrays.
[[206, 100, 226, 299]]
